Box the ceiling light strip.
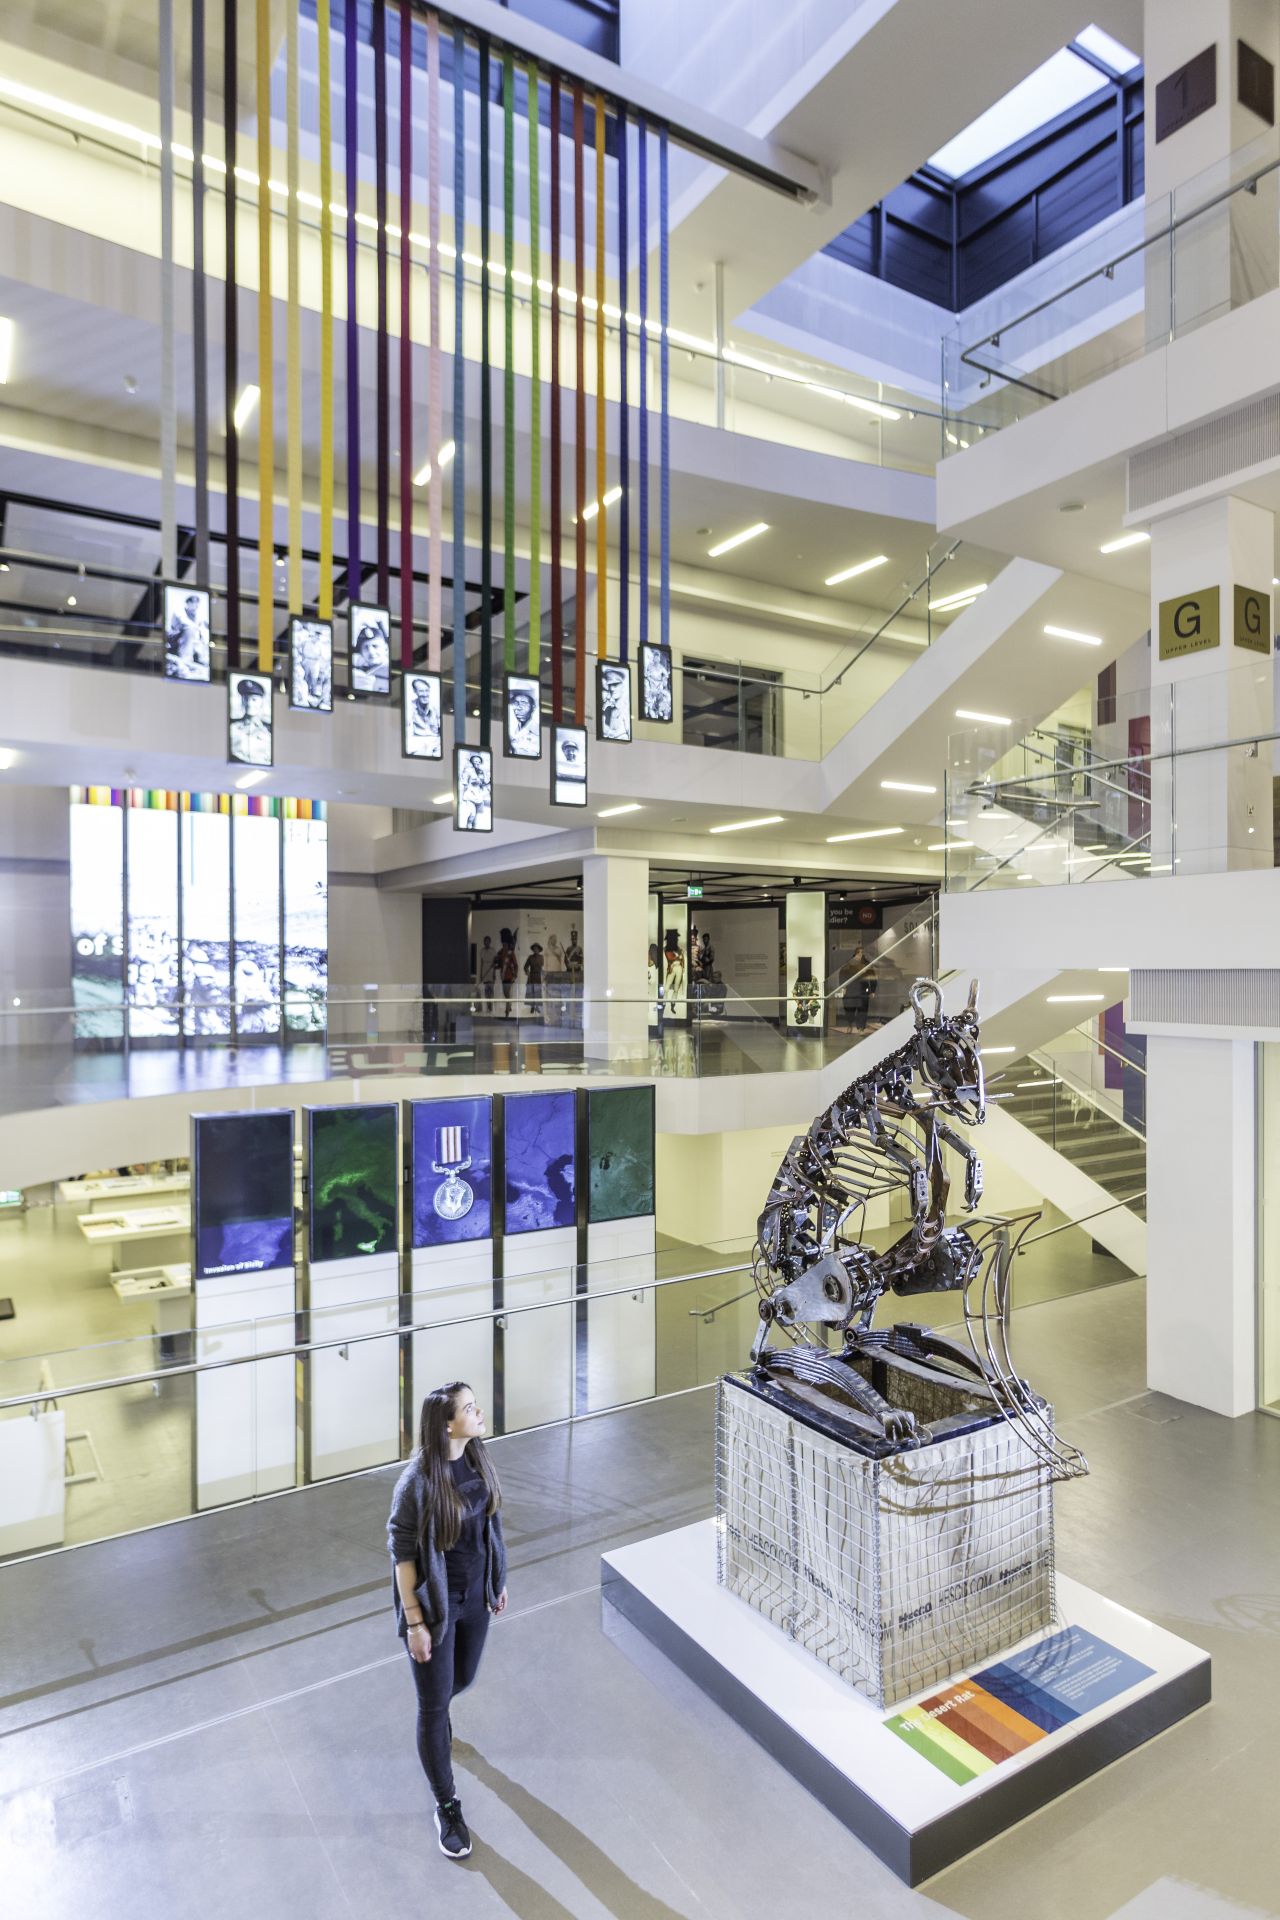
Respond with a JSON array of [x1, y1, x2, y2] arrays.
[[708, 815, 784, 834], [708, 522, 769, 558]]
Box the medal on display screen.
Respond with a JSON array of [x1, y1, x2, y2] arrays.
[[409, 1096, 493, 1245]]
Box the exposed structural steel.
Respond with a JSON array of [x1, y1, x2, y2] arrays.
[[751, 978, 1088, 1480]]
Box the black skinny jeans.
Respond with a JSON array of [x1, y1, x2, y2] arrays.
[[408, 1589, 491, 1805]]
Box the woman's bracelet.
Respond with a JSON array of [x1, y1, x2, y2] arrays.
[[406, 1619, 426, 1631]]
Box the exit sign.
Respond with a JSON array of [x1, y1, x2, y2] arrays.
[[687, 884, 704, 900]]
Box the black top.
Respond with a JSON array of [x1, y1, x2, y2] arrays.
[[444, 1454, 488, 1599]]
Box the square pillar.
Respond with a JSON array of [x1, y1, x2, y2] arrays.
[[1145, 1034, 1257, 1416], [1149, 495, 1273, 873], [583, 852, 650, 1063]]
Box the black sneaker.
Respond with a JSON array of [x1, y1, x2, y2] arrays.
[[435, 1799, 471, 1860]]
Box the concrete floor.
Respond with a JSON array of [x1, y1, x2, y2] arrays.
[[1, 1274, 1277, 1919]]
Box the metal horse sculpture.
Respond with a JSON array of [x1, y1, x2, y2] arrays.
[[750, 977, 1087, 1479]]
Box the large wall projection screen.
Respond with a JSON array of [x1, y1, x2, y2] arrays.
[[283, 813, 328, 1032], [126, 802, 180, 1038], [181, 805, 232, 1037], [69, 794, 124, 1039], [232, 808, 281, 1035]]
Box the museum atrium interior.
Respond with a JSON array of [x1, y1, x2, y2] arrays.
[[1, 0, 1279, 1912]]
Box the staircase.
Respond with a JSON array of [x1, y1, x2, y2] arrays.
[[1000, 1072, 1146, 1218]]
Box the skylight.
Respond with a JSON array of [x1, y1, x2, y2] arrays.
[[927, 31, 1138, 179]]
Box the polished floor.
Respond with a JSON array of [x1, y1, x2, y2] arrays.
[[1, 1275, 1277, 1919]]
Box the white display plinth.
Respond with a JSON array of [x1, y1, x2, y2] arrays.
[[585, 1217, 656, 1412], [194, 1265, 296, 1510], [307, 1253, 401, 1480], [0, 1409, 66, 1554], [501, 1226, 576, 1432], [409, 1242, 495, 1418], [602, 1519, 1210, 1886]]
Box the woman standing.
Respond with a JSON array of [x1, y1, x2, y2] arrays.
[[387, 1383, 509, 1860]]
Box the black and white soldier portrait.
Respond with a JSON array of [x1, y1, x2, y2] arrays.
[[455, 746, 493, 832], [350, 602, 391, 696], [289, 618, 333, 712], [504, 674, 542, 759], [640, 642, 673, 723], [597, 661, 632, 743], [403, 671, 443, 759], [228, 672, 274, 767], [163, 584, 211, 683], [552, 725, 588, 806]]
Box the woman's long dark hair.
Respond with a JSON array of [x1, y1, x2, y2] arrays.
[[416, 1381, 501, 1556]]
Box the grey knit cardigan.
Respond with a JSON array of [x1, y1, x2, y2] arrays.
[[386, 1454, 508, 1640]]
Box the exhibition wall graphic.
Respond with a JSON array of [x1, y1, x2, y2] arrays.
[[503, 1089, 576, 1234], [410, 1095, 494, 1247], [307, 1103, 399, 1263], [68, 789, 327, 1042], [192, 1108, 295, 1279]]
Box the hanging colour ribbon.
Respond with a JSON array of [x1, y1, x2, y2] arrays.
[[344, 0, 360, 604], [595, 92, 607, 665], [287, 0, 303, 619], [224, 0, 240, 669], [256, 0, 274, 673], [399, 0, 413, 668], [317, 0, 335, 623], [374, 0, 390, 606], [637, 119, 648, 653], [573, 84, 586, 727], [426, 12, 442, 673], [503, 52, 515, 675], [192, 0, 209, 585], [527, 62, 541, 678], [451, 23, 466, 743], [549, 76, 562, 726], [617, 104, 628, 666], [159, 0, 176, 582], [660, 126, 670, 652], [478, 38, 492, 749]]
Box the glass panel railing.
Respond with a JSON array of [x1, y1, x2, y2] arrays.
[[942, 125, 1280, 445], [943, 660, 1278, 890]]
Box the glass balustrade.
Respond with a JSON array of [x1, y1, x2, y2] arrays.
[[943, 658, 1278, 890], [942, 124, 1280, 446]]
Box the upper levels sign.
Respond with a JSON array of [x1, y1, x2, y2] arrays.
[[1158, 587, 1219, 660], [1154, 45, 1216, 143]]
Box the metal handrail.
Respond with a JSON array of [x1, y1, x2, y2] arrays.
[[955, 148, 1280, 392], [688, 1283, 756, 1322], [0, 1257, 748, 1414], [824, 543, 963, 694], [1017, 1192, 1145, 1248]]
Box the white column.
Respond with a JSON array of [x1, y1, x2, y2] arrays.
[[1145, 1034, 1257, 1416], [1143, 0, 1279, 341], [582, 851, 650, 1062], [1148, 495, 1273, 874]]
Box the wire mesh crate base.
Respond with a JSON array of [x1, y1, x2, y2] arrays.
[[716, 1370, 1056, 1708]]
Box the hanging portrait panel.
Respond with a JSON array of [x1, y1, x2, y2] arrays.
[[289, 617, 334, 713], [162, 583, 212, 684], [454, 744, 494, 832], [228, 672, 274, 768], [349, 601, 392, 697], [551, 725, 588, 807], [596, 661, 632, 744], [402, 670, 444, 760], [503, 673, 543, 759], [639, 643, 673, 724]]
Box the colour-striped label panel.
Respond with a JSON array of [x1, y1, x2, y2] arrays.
[[885, 1626, 1155, 1782]]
